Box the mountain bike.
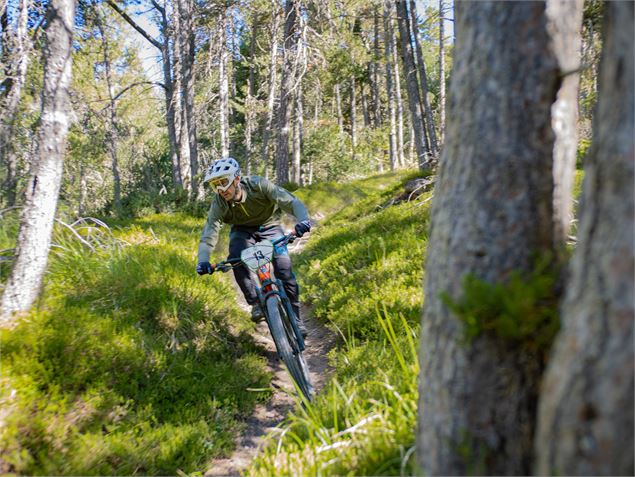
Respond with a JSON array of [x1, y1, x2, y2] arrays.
[[210, 233, 314, 400]]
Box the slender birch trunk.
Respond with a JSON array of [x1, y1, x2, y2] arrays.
[[360, 84, 370, 127], [438, 0, 446, 143], [0, 0, 31, 206], [350, 76, 357, 160], [383, 0, 397, 171], [244, 16, 257, 175], [107, 0, 182, 190], [218, 8, 230, 158], [409, 0, 438, 156], [177, 0, 198, 196], [391, 5, 405, 168], [0, 0, 76, 323], [395, 0, 429, 169], [261, 1, 280, 178], [371, 7, 381, 128], [334, 82, 344, 134], [96, 12, 121, 212]]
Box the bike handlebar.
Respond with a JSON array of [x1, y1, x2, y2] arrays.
[[205, 233, 297, 275]]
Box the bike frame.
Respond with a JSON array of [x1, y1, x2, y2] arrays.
[[213, 234, 306, 352]]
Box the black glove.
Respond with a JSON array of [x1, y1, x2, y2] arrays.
[[196, 261, 215, 275], [294, 220, 311, 237]]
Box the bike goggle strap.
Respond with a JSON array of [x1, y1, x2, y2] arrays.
[[210, 175, 233, 192]]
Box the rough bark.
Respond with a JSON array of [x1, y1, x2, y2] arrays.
[[417, 2, 560, 474], [546, 0, 584, 246], [535, 3, 634, 474], [438, 0, 446, 143], [395, 0, 429, 170], [0, 0, 31, 206], [0, 0, 76, 322], [383, 0, 397, 171], [409, 0, 438, 156]]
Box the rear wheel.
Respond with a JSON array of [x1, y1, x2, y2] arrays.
[[266, 296, 314, 399]]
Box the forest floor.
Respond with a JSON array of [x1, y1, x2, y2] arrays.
[[205, 237, 337, 477]]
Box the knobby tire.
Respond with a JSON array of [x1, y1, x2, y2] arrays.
[[266, 296, 314, 399]]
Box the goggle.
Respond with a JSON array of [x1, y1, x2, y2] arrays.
[[210, 176, 233, 192]]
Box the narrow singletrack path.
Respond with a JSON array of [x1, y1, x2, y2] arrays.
[[206, 238, 337, 477]]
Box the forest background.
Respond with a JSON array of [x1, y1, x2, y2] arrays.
[[0, 0, 632, 475]]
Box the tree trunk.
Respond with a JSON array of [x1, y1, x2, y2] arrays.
[[409, 0, 438, 156], [0, 0, 76, 323], [547, 0, 584, 246], [395, 0, 429, 170], [274, 0, 298, 185], [0, 0, 31, 206], [107, 0, 182, 190], [535, 3, 634, 474], [218, 8, 230, 159], [291, 82, 303, 185], [177, 0, 198, 197], [417, 2, 560, 475], [392, 23, 405, 168], [334, 82, 344, 133], [438, 0, 446, 143], [371, 7, 381, 128], [172, 10, 190, 191], [383, 0, 397, 171], [350, 76, 357, 159], [245, 16, 257, 176], [96, 11, 121, 212], [261, 1, 280, 178], [360, 84, 370, 127]]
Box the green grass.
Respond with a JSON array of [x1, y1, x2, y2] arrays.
[[0, 213, 269, 475], [247, 171, 431, 476], [0, 169, 427, 475]]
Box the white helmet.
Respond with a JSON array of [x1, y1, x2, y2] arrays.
[[203, 157, 241, 191]]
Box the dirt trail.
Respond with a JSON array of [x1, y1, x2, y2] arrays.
[[205, 237, 337, 477]]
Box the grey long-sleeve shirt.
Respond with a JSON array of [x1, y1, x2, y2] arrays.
[[197, 175, 309, 262]]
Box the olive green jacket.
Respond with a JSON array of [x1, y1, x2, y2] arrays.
[[197, 176, 309, 262]]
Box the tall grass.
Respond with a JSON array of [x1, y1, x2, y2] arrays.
[[0, 213, 270, 474], [247, 173, 431, 476]]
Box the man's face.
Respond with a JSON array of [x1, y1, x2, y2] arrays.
[[218, 176, 241, 201]]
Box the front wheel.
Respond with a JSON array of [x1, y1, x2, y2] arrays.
[[266, 296, 314, 399]]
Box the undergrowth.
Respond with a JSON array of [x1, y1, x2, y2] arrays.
[[247, 171, 431, 476], [0, 213, 268, 475]]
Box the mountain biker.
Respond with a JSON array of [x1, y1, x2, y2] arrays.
[[196, 157, 311, 337]]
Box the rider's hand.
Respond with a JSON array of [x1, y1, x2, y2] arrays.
[[196, 261, 215, 275], [294, 220, 311, 237]]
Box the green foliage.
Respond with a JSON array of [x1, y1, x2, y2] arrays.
[[441, 259, 560, 358], [0, 213, 270, 474], [247, 171, 428, 476]]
